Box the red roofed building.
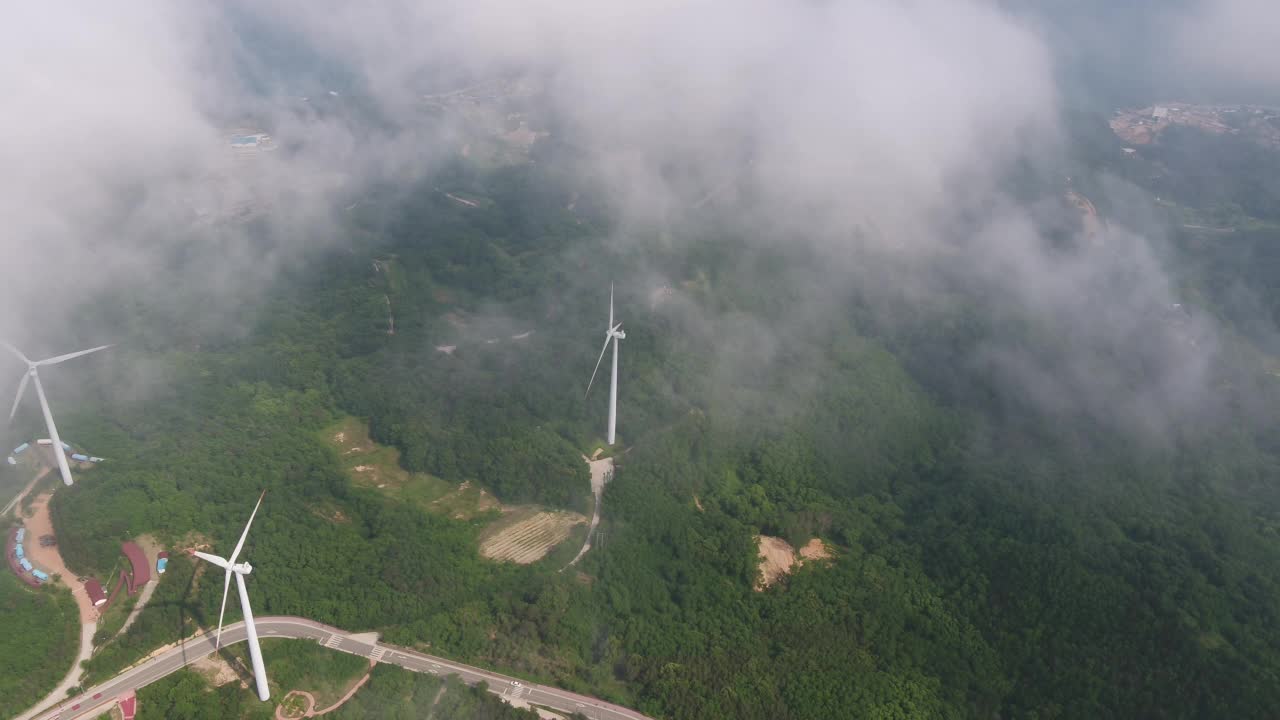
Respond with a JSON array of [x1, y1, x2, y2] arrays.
[[118, 692, 136, 720], [121, 542, 150, 594], [84, 578, 107, 607]]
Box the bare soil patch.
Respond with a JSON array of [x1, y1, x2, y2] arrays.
[[430, 480, 501, 520], [24, 493, 98, 625], [311, 504, 351, 524], [756, 535, 833, 590], [755, 536, 796, 590], [799, 538, 832, 562], [190, 653, 242, 688], [481, 510, 587, 564]]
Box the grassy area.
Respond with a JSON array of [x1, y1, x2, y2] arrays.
[[259, 639, 370, 708], [322, 416, 491, 518], [0, 572, 80, 719]]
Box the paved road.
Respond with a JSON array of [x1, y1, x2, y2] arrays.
[[31, 616, 653, 720]]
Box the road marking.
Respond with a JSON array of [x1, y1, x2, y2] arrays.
[[369, 645, 386, 662], [324, 634, 342, 649]]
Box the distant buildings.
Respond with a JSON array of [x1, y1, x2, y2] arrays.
[[228, 132, 278, 154]]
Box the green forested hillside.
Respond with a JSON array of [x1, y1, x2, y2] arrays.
[[0, 573, 79, 718], [28, 145, 1280, 720]]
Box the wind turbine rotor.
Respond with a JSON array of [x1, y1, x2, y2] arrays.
[[230, 490, 266, 565], [192, 551, 229, 569], [1, 341, 31, 366], [585, 332, 612, 398], [36, 344, 113, 367], [9, 371, 30, 422], [216, 567, 233, 648]]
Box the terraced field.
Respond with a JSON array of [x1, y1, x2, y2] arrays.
[[479, 509, 587, 564]]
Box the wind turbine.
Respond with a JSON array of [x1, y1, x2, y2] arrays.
[[194, 491, 271, 702], [585, 284, 626, 446], [4, 342, 112, 486]]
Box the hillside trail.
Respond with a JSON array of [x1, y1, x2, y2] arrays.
[[2, 460, 51, 518], [275, 660, 375, 719], [563, 456, 614, 570]]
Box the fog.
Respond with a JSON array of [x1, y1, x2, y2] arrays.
[[1, 1, 1275, 436]]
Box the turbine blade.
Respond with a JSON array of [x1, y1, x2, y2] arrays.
[[609, 284, 614, 330], [35, 344, 112, 367], [216, 568, 232, 648], [585, 334, 611, 398], [9, 372, 29, 421], [1, 342, 31, 365], [229, 490, 266, 564], [193, 551, 229, 569]]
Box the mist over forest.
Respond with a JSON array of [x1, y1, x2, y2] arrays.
[[3, 2, 1280, 719]]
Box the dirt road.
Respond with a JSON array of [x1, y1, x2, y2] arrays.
[[563, 457, 613, 569], [14, 493, 98, 720]]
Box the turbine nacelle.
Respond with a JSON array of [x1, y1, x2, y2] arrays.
[[191, 552, 253, 576]]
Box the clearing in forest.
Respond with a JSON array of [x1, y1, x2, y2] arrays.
[[480, 508, 587, 564], [190, 654, 242, 689], [324, 416, 507, 521], [322, 417, 471, 513], [755, 535, 833, 590]]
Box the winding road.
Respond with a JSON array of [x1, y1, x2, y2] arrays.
[[30, 616, 653, 720]]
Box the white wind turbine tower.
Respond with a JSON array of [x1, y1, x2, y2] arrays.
[[586, 284, 626, 446], [195, 491, 271, 702], [4, 341, 112, 486]]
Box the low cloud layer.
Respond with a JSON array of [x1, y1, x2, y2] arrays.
[[1, 1, 1273, 435]]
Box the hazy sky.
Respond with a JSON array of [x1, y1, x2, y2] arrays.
[[0, 1, 1273, 432]]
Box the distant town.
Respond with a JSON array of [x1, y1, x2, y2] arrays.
[[1111, 103, 1280, 149]]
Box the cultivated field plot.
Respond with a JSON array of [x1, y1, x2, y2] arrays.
[[480, 509, 587, 564]]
